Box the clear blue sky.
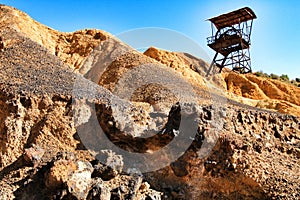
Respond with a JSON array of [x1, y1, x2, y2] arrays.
[[2, 0, 300, 79]]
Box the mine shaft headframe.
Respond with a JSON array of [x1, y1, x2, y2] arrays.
[[206, 7, 257, 76]]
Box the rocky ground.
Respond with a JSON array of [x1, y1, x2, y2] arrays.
[[0, 4, 299, 200]]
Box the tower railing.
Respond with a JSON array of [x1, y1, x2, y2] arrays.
[[205, 7, 257, 76]]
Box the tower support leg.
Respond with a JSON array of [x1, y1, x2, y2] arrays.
[[206, 52, 218, 77], [218, 55, 228, 73]]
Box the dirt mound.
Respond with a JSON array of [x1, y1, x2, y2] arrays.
[[224, 73, 300, 116], [0, 4, 111, 70], [143, 47, 232, 104], [144, 47, 210, 89], [98, 51, 158, 91], [77, 43, 199, 113], [143, 47, 300, 117]]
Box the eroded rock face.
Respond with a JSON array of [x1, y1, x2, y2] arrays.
[[144, 106, 300, 199], [1, 75, 299, 199], [0, 31, 163, 199], [0, 92, 78, 169], [224, 73, 300, 117]]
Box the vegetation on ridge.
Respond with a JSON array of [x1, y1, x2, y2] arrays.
[[254, 70, 300, 87]]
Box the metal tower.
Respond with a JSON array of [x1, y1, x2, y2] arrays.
[[206, 7, 257, 76]]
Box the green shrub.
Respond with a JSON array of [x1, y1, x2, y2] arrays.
[[270, 73, 279, 80], [253, 71, 295, 85], [263, 73, 270, 78], [254, 71, 264, 77], [280, 74, 289, 81]]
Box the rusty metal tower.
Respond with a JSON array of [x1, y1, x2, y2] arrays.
[[206, 7, 257, 76]]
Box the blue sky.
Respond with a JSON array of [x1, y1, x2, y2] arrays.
[[2, 0, 300, 79]]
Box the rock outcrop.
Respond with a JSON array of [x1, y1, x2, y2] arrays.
[[144, 106, 300, 199], [224, 73, 300, 116]]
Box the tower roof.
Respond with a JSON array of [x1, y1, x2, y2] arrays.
[[208, 7, 257, 30]]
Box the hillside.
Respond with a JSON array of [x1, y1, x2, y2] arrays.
[[0, 4, 299, 200], [2, 4, 298, 118], [0, 5, 111, 70], [143, 47, 300, 117]]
